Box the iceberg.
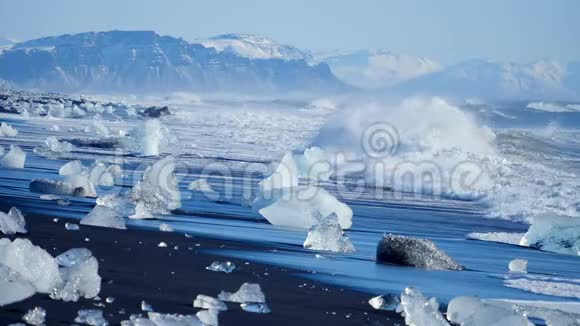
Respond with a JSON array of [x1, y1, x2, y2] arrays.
[[396, 287, 449, 326], [0, 122, 18, 137], [74, 309, 108, 326], [218, 283, 266, 303], [520, 213, 580, 256], [376, 234, 463, 271], [508, 258, 528, 273], [81, 205, 126, 230], [0, 207, 27, 235], [303, 212, 356, 253], [254, 185, 352, 229], [193, 294, 228, 311], [447, 296, 530, 326], [0, 145, 26, 168], [22, 306, 46, 326]]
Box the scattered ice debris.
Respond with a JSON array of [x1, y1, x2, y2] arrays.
[[508, 258, 528, 273], [520, 213, 580, 256], [376, 234, 463, 271], [218, 283, 266, 303], [396, 287, 449, 326], [147, 312, 201, 325], [44, 136, 75, 152], [503, 277, 580, 299], [65, 222, 80, 231], [0, 122, 18, 137], [303, 212, 355, 253], [0, 206, 27, 235], [196, 309, 219, 326], [74, 309, 108, 326], [134, 119, 173, 156], [0, 145, 26, 168], [22, 306, 46, 325], [466, 232, 524, 245], [447, 296, 530, 326], [193, 294, 228, 311], [206, 261, 236, 273], [240, 303, 271, 314], [129, 156, 181, 217], [158, 242, 168, 248], [29, 179, 91, 197], [368, 294, 400, 311], [254, 185, 352, 229], [141, 301, 154, 312], [55, 248, 93, 267], [187, 178, 216, 195], [159, 223, 173, 232], [81, 205, 126, 230]]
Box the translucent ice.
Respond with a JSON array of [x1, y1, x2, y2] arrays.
[[59, 160, 84, 176], [303, 212, 355, 253], [22, 306, 46, 326], [368, 294, 400, 311], [466, 232, 524, 245], [206, 261, 236, 273], [240, 303, 271, 314], [508, 258, 528, 273], [51, 256, 101, 302], [218, 283, 266, 303], [74, 309, 108, 326], [259, 151, 299, 190], [193, 294, 228, 311], [0, 122, 18, 137], [376, 234, 463, 271], [65, 222, 80, 231], [147, 312, 202, 326], [159, 223, 173, 232], [196, 309, 219, 326], [45, 136, 75, 152], [142, 300, 154, 312], [81, 205, 126, 230], [447, 296, 529, 326], [1, 145, 26, 168], [396, 287, 449, 326], [260, 148, 332, 190], [0, 278, 35, 306], [254, 185, 352, 229], [0, 207, 27, 235], [520, 213, 580, 256], [55, 248, 93, 267], [135, 119, 172, 156]]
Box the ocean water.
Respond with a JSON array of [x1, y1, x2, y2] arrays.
[[0, 93, 579, 311]]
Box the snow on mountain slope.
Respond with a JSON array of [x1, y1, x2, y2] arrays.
[[200, 33, 310, 61], [0, 31, 346, 94], [317, 49, 442, 89]]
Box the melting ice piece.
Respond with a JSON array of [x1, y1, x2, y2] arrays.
[[196, 309, 219, 326], [158, 242, 168, 248], [368, 294, 400, 310], [0, 238, 62, 293], [218, 283, 266, 303], [520, 213, 580, 256], [193, 294, 228, 311], [240, 303, 271, 314], [141, 300, 154, 312], [254, 185, 352, 229], [44, 136, 75, 152], [55, 248, 93, 267], [0, 145, 26, 168], [396, 287, 449, 326], [74, 309, 108, 326], [303, 212, 356, 253], [376, 234, 463, 271], [206, 261, 236, 273], [508, 258, 528, 273], [65, 222, 80, 231], [29, 179, 91, 197], [51, 256, 101, 302], [0, 207, 27, 235], [59, 160, 84, 176], [0, 122, 18, 137], [129, 156, 181, 216], [22, 306, 46, 326], [81, 205, 126, 230], [447, 296, 530, 326], [147, 312, 201, 326]]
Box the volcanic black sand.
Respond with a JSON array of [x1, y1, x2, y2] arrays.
[[0, 201, 403, 325]]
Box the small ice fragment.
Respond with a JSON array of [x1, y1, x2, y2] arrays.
[[55, 248, 93, 267], [159, 223, 173, 232], [59, 160, 84, 176], [44, 136, 75, 152], [206, 261, 236, 273], [396, 287, 449, 326], [81, 205, 126, 230], [22, 307, 46, 326], [74, 309, 108, 326], [218, 283, 266, 303], [240, 303, 271, 314], [508, 259, 528, 273], [0, 122, 18, 137], [303, 212, 355, 253], [447, 296, 530, 326], [52, 218, 59, 222], [141, 300, 154, 312], [520, 213, 580, 256], [193, 295, 228, 311], [40, 194, 62, 201], [51, 256, 101, 302], [158, 242, 167, 248], [369, 294, 400, 310], [105, 296, 115, 304], [65, 222, 80, 231], [0, 207, 27, 235], [1, 145, 26, 169], [196, 309, 219, 326], [147, 312, 200, 325]]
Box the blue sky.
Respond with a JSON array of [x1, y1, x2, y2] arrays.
[[0, 0, 578, 64]]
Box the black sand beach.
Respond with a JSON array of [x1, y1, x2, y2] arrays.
[[0, 201, 403, 325]]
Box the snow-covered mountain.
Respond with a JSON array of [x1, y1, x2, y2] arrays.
[[392, 59, 580, 100], [317, 49, 442, 89], [200, 33, 311, 61], [0, 31, 347, 94], [0, 37, 14, 50]]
